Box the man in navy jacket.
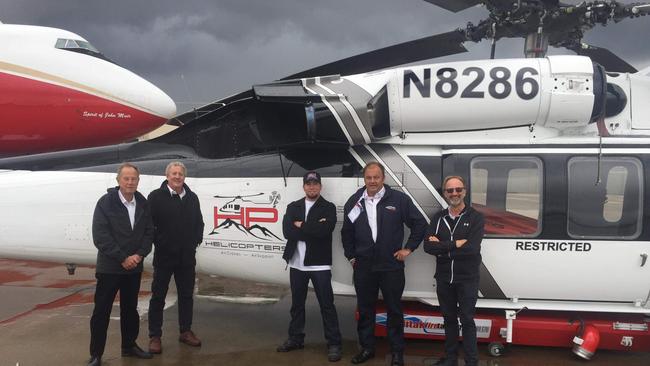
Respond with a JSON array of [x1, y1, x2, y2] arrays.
[[278, 171, 342, 362], [342, 162, 426, 366], [424, 176, 484, 366], [147, 161, 204, 354], [88, 163, 154, 366]]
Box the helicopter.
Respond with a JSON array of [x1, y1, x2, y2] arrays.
[[1, 0, 650, 358]]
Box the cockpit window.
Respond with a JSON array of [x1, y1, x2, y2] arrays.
[[55, 38, 115, 64]]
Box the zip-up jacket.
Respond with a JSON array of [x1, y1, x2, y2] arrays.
[[92, 187, 154, 274], [148, 180, 205, 268], [423, 205, 484, 283], [282, 195, 337, 266], [341, 185, 426, 272]]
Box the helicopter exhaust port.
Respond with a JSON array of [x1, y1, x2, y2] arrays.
[[251, 75, 392, 148]]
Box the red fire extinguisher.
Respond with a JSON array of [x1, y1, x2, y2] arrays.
[[570, 318, 600, 360]]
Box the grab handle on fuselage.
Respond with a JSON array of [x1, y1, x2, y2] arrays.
[[640, 253, 648, 267]]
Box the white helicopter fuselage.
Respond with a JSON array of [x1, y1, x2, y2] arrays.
[[1, 55, 649, 316]]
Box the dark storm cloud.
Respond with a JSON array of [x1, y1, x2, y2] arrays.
[[1, 0, 648, 111]]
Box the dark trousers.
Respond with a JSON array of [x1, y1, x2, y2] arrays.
[[436, 279, 479, 365], [354, 268, 405, 353], [148, 265, 196, 337], [288, 268, 342, 346], [89, 272, 142, 357]]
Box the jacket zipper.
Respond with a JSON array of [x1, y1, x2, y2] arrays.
[[442, 212, 465, 284]]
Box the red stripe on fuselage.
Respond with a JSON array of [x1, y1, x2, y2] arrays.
[[0, 72, 166, 155]]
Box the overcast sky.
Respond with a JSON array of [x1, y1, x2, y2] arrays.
[[2, 0, 649, 113]]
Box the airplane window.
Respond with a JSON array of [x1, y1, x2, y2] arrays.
[[567, 157, 642, 239], [470, 157, 542, 237]]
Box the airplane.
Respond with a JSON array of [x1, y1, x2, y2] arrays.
[[0, 22, 177, 156], [1, 0, 650, 359]]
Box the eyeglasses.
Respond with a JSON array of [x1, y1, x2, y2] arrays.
[[444, 187, 465, 194]]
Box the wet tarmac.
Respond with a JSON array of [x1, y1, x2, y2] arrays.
[[1, 258, 649, 366]]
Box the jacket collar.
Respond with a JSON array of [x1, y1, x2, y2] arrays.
[[353, 184, 393, 202], [108, 187, 146, 228], [159, 179, 191, 196], [444, 204, 471, 218]]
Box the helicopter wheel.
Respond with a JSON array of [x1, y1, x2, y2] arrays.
[[488, 342, 505, 357]]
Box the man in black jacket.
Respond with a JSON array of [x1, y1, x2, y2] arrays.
[[342, 162, 427, 366], [88, 163, 154, 366], [424, 176, 484, 366], [147, 161, 205, 354], [277, 171, 342, 362]]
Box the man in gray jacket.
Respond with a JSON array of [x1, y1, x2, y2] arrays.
[[87, 163, 154, 366]]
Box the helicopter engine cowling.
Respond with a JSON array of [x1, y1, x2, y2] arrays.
[[391, 55, 605, 134], [251, 55, 605, 148]]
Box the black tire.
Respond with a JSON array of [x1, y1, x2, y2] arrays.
[[488, 342, 505, 357]]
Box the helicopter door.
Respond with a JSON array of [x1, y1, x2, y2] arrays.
[[468, 155, 650, 304], [564, 156, 649, 303]]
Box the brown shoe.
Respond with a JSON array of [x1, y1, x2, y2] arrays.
[[179, 330, 201, 347], [149, 336, 162, 354]]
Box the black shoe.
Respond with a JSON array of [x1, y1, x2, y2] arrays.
[[350, 349, 375, 364], [433, 357, 458, 366], [391, 352, 404, 366], [276, 339, 304, 352], [122, 344, 154, 359], [87, 356, 101, 366], [328, 345, 342, 362]]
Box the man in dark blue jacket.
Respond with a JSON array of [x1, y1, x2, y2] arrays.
[[88, 163, 154, 366], [342, 162, 426, 366], [277, 171, 342, 362], [147, 161, 204, 354], [424, 176, 484, 366]]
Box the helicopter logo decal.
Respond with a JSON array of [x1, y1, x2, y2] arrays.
[[210, 192, 283, 241]]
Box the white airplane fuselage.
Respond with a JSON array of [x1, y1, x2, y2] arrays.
[[0, 24, 176, 155]]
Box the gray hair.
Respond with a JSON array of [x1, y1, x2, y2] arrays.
[[165, 161, 187, 176], [443, 175, 466, 189], [117, 162, 139, 178]]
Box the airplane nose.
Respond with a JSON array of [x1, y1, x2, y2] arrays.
[[147, 84, 177, 119], [135, 78, 176, 119]]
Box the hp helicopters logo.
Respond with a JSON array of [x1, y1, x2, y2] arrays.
[[210, 192, 283, 241]]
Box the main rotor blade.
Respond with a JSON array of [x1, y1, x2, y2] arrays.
[[282, 30, 467, 80], [573, 45, 637, 73], [422, 0, 481, 12]]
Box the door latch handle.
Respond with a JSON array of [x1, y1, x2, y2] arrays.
[[641, 253, 648, 267]]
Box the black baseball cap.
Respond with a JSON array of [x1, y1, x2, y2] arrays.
[[303, 171, 321, 184]]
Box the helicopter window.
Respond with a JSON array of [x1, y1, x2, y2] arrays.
[[567, 157, 642, 239], [470, 157, 542, 237], [604, 83, 627, 118], [55, 38, 115, 64], [603, 167, 627, 222]]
